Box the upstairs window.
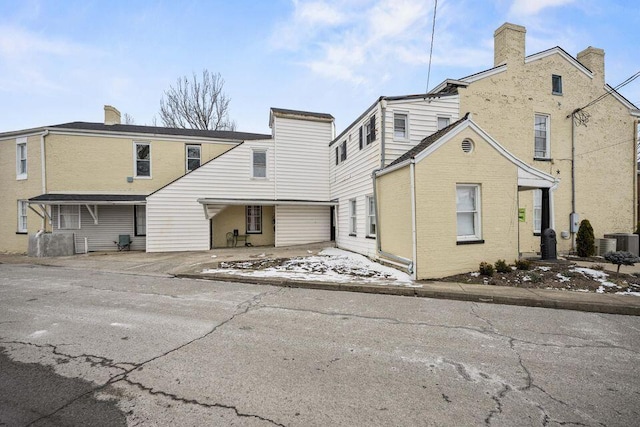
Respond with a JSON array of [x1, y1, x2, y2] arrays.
[[340, 140, 347, 162], [252, 150, 267, 178], [186, 144, 201, 172], [437, 116, 450, 130], [394, 113, 408, 140], [135, 143, 151, 177], [58, 205, 81, 230], [16, 138, 27, 180], [534, 114, 550, 159], [17, 200, 28, 233], [552, 75, 563, 95], [246, 206, 262, 233], [360, 115, 376, 149]]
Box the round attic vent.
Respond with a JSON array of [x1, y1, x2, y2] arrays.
[[461, 139, 474, 153]]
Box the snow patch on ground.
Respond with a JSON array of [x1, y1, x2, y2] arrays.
[[571, 267, 619, 293], [29, 330, 47, 338], [203, 247, 418, 287]]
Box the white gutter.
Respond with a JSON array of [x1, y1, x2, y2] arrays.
[[197, 198, 338, 206]]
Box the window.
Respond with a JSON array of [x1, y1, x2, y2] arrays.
[[134, 205, 146, 236], [360, 115, 376, 148], [58, 205, 80, 230], [135, 143, 151, 177], [394, 113, 408, 140], [349, 199, 357, 235], [552, 75, 563, 95], [252, 150, 267, 178], [534, 114, 549, 159], [17, 200, 28, 233], [186, 145, 201, 172], [16, 138, 27, 179], [334, 140, 347, 164], [437, 117, 450, 130], [366, 195, 376, 237], [456, 185, 481, 241], [359, 127, 363, 150], [533, 190, 542, 234], [246, 206, 262, 233]]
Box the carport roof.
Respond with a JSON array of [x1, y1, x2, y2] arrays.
[[29, 194, 147, 205]]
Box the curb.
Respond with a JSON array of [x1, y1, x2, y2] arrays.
[[175, 273, 640, 316]]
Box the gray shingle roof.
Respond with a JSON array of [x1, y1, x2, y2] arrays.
[[50, 122, 271, 140], [385, 113, 470, 169], [29, 194, 147, 203]]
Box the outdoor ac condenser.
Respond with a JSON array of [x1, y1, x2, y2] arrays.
[[596, 238, 616, 256]]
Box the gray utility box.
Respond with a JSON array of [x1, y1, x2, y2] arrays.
[[603, 233, 639, 256]]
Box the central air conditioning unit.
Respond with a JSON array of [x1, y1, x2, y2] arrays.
[[596, 238, 616, 256], [604, 233, 639, 256]]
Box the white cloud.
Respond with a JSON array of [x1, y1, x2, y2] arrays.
[[0, 25, 91, 58], [509, 0, 575, 16]]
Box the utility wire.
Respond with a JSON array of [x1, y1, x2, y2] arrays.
[[425, 0, 438, 93], [573, 70, 640, 113]]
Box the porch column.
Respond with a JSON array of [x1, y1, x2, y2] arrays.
[[541, 188, 550, 232]]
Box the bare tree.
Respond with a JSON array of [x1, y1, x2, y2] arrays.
[[159, 70, 236, 130], [123, 113, 135, 125]]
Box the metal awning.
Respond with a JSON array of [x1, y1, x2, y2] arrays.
[[28, 194, 147, 205]]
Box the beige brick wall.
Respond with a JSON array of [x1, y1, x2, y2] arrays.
[[459, 52, 636, 253], [0, 134, 45, 252], [376, 166, 412, 260], [45, 133, 234, 193], [413, 127, 519, 279]]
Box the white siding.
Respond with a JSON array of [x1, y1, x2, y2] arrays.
[[52, 205, 145, 252], [275, 205, 330, 246], [330, 94, 459, 258], [273, 116, 332, 200], [384, 95, 459, 166], [146, 140, 275, 252]]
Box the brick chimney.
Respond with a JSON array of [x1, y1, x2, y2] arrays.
[[577, 46, 605, 87], [494, 23, 526, 67], [104, 105, 121, 125]]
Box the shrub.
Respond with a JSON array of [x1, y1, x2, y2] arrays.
[[495, 259, 510, 274], [604, 251, 640, 273], [514, 259, 531, 271], [479, 262, 494, 277], [576, 219, 595, 257], [529, 272, 543, 283], [635, 222, 640, 236]]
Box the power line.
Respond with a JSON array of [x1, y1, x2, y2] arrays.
[[425, 0, 438, 93], [576, 70, 640, 113]]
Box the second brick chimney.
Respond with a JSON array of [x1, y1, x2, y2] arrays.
[[493, 23, 526, 67], [577, 46, 605, 87], [104, 105, 121, 125]]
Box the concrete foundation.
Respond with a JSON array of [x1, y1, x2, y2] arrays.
[[28, 233, 75, 257]]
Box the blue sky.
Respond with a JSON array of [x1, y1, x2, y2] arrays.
[[1, 0, 638, 134]]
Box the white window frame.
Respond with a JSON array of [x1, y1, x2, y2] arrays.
[[533, 189, 542, 234], [134, 205, 146, 236], [252, 149, 267, 179], [246, 205, 262, 234], [185, 144, 201, 172], [366, 195, 376, 237], [134, 142, 151, 178], [349, 199, 357, 236], [456, 184, 481, 241], [16, 137, 27, 180], [393, 112, 409, 141], [58, 205, 81, 230], [17, 200, 28, 233], [552, 74, 563, 95], [534, 114, 550, 159], [437, 116, 450, 130]]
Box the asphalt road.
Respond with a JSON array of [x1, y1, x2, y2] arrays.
[[0, 264, 638, 426]]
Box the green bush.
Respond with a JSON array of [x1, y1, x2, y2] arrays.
[[495, 259, 511, 274], [514, 259, 531, 271], [479, 262, 494, 277], [576, 219, 595, 257]]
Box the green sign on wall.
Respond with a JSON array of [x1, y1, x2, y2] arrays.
[[518, 208, 526, 222]]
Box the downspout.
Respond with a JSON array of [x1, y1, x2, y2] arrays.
[[410, 160, 417, 280], [380, 100, 387, 168], [372, 168, 414, 273], [40, 130, 49, 230], [570, 111, 577, 252]]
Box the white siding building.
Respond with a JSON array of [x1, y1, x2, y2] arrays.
[[146, 108, 335, 252], [329, 94, 459, 258]]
